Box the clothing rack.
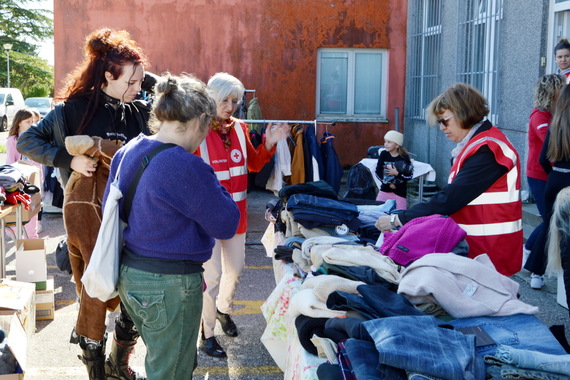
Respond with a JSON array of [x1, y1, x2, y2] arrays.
[[240, 119, 336, 133], [240, 119, 316, 125]]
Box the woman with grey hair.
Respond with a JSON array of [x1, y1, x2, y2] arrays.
[[109, 73, 240, 378], [196, 72, 289, 358], [524, 73, 566, 289]]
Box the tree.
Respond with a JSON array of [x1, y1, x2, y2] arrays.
[[0, 0, 54, 97]]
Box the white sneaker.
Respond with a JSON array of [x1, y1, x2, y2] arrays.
[[36, 221, 42, 234], [530, 273, 544, 289]]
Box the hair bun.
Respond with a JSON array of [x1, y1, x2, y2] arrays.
[[155, 73, 178, 96]]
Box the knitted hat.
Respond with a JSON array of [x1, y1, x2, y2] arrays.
[[380, 214, 467, 266], [384, 130, 404, 146]]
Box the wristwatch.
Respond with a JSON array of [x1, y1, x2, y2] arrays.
[[390, 214, 398, 230]]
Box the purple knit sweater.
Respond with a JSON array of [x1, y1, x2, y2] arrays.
[[104, 134, 239, 262]]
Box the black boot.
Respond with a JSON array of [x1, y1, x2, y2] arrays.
[[79, 335, 107, 380], [105, 337, 146, 380]]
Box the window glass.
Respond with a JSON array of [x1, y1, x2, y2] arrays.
[[317, 48, 388, 119], [319, 52, 348, 114], [354, 53, 381, 114]]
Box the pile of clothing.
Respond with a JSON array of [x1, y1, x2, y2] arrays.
[[263, 181, 570, 379], [0, 164, 40, 209]]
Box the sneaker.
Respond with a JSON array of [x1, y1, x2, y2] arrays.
[[530, 273, 544, 289]]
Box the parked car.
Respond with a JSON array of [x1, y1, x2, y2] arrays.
[[24, 97, 54, 119], [0, 88, 25, 132]]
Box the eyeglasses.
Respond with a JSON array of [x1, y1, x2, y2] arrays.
[[437, 115, 454, 127]]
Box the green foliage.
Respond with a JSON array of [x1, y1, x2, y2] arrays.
[[0, 0, 54, 96]]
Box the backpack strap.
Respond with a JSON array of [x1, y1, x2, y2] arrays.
[[123, 143, 177, 220]]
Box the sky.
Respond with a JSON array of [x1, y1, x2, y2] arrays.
[[35, 0, 54, 65]]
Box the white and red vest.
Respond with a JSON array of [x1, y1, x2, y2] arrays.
[[448, 126, 523, 276], [199, 119, 249, 234]]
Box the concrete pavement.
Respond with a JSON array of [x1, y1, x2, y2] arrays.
[[7, 189, 282, 379]]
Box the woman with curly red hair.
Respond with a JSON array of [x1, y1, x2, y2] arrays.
[[17, 28, 155, 380]]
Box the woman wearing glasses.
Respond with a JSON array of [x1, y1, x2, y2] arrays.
[[375, 83, 523, 277]]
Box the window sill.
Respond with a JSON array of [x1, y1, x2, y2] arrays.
[[317, 117, 389, 123]]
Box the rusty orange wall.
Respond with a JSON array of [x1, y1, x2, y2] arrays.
[[54, 0, 407, 167]]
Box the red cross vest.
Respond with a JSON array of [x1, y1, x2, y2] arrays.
[[448, 126, 522, 276], [198, 119, 249, 234]]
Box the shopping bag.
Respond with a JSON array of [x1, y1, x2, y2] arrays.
[[81, 179, 124, 302]]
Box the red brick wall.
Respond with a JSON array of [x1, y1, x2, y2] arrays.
[[54, 0, 407, 166]]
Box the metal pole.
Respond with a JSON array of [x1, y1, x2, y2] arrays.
[[6, 49, 9, 88], [3, 44, 12, 88], [394, 107, 400, 132]]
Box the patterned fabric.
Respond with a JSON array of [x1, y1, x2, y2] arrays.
[[337, 340, 357, 380], [211, 118, 235, 149]]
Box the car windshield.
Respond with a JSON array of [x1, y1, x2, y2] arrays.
[[0, 94, 4, 103], [25, 98, 51, 107]]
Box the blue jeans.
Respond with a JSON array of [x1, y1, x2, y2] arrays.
[[287, 193, 360, 229], [449, 314, 568, 357], [326, 284, 425, 320], [526, 177, 547, 250], [344, 338, 407, 379], [528, 177, 547, 218], [118, 265, 203, 380], [363, 315, 486, 379], [491, 344, 570, 375], [485, 354, 570, 379]]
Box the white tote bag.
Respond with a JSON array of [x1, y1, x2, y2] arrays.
[[81, 178, 125, 302]]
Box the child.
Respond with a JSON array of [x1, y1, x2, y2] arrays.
[[375, 130, 413, 209], [6, 107, 43, 238]]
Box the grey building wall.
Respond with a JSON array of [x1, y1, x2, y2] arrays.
[[404, 0, 549, 194]]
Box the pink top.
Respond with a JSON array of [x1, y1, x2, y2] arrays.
[[6, 134, 43, 178]]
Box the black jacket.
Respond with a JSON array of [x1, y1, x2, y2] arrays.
[[17, 93, 151, 186]]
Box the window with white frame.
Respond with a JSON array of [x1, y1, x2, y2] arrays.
[[550, 0, 570, 73], [316, 48, 388, 121], [457, 0, 503, 124], [406, 0, 443, 120]]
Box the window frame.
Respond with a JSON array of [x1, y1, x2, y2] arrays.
[[316, 48, 389, 122], [456, 0, 503, 124], [548, 0, 570, 73], [406, 0, 443, 121]]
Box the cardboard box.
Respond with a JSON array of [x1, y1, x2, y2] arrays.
[[35, 276, 54, 321], [0, 280, 35, 339], [16, 239, 47, 283], [4, 192, 42, 224], [0, 312, 27, 379]]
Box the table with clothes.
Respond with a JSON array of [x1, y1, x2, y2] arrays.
[[260, 180, 570, 380]]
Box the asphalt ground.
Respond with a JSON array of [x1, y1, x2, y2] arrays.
[[5, 189, 282, 380]]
